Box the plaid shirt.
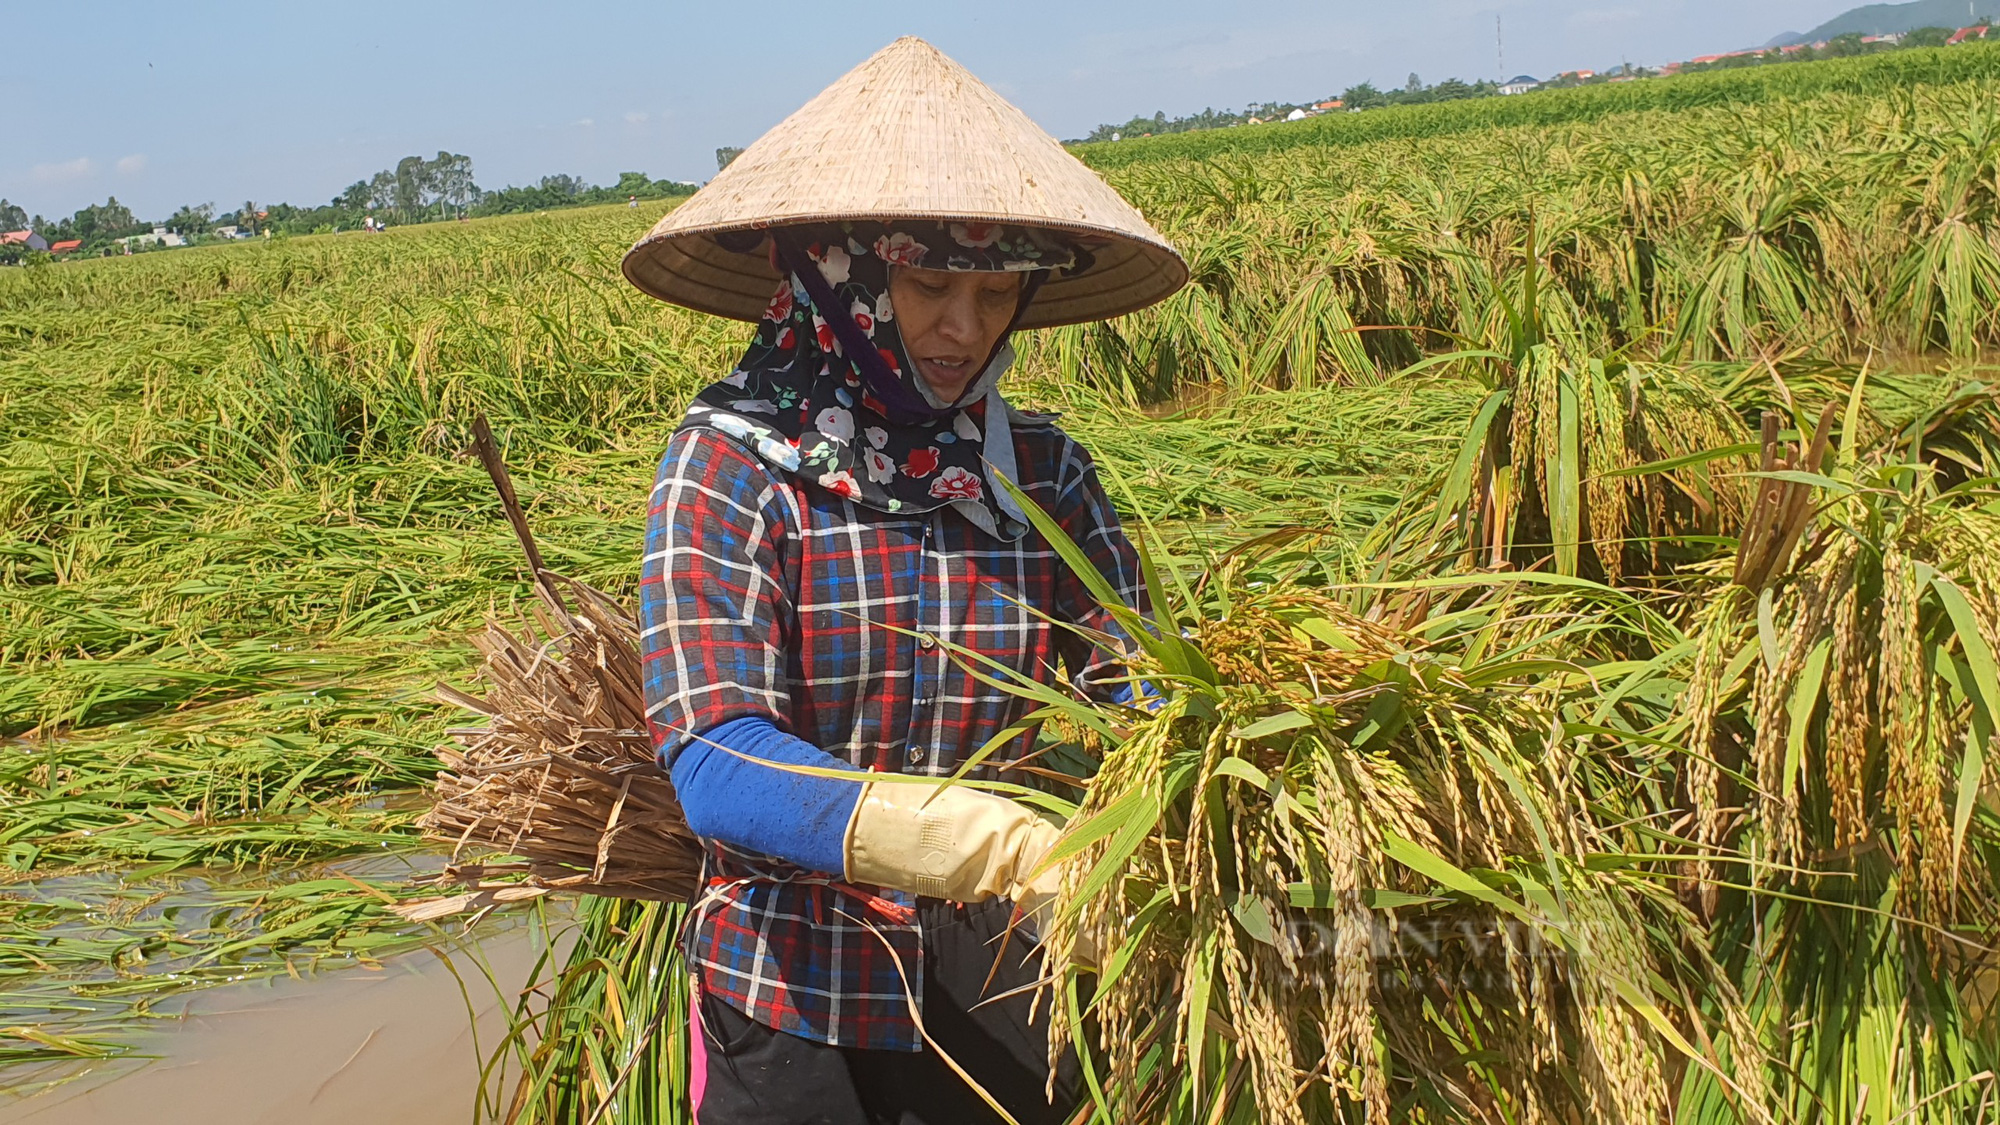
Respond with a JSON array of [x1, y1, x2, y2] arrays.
[[639, 410, 1141, 1052]]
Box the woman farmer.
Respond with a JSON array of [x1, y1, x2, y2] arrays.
[[625, 38, 1186, 1125]]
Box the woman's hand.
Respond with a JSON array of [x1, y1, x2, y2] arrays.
[[842, 779, 1058, 904]]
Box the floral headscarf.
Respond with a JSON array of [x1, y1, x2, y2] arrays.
[[679, 220, 1082, 540]]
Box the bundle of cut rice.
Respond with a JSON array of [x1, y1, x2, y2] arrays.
[[396, 421, 701, 922], [409, 579, 701, 916]]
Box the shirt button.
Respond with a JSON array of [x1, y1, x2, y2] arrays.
[[907, 747, 925, 764], [919, 633, 938, 651]]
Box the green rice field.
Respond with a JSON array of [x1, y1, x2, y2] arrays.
[[5, 42, 2000, 1121]]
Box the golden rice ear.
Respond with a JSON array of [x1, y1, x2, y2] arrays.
[[620, 37, 1188, 329]]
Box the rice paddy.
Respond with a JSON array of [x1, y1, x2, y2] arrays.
[[3, 42, 1999, 1121]]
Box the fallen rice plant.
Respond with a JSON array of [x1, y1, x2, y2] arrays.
[[6, 47, 2000, 1114]]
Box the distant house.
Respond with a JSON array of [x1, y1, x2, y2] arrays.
[[1285, 108, 1308, 121], [1313, 99, 1344, 110], [48, 240, 82, 255], [1, 230, 49, 252], [118, 227, 186, 250], [1498, 75, 1541, 95], [1949, 25, 1993, 45], [1684, 51, 1756, 66], [213, 225, 240, 238]]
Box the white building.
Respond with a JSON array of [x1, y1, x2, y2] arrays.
[[1499, 75, 1541, 95], [118, 227, 187, 250]]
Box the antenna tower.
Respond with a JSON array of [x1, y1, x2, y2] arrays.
[[1497, 14, 1505, 80]]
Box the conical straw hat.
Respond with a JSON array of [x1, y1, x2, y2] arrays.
[[621, 37, 1186, 329]]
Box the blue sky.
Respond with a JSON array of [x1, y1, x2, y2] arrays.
[[4, 0, 1854, 223]]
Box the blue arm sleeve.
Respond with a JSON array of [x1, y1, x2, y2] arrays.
[[1109, 677, 1165, 712], [669, 716, 864, 875]]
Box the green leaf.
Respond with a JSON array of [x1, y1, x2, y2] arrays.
[[1102, 462, 1190, 638], [1600, 441, 1766, 479], [1552, 368, 1581, 575], [1785, 639, 1831, 806], [1392, 349, 1514, 380], [1185, 938, 1217, 1094], [1297, 617, 1362, 652], [1381, 833, 1534, 924], [1043, 785, 1156, 866], [990, 468, 1209, 684], [1436, 389, 1507, 528], [1360, 887, 1450, 910], [1230, 894, 1279, 946], [1840, 363, 1870, 472], [1953, 726, 1987, 886], [1929, 572, 2000, 727], [1090, 887, 1173, 996], [1231, 711, 1311, 740], [1756, 587, 1781, 674], [1738, 468, 1854, 494], [1602, 973, 1755, 1105], [1208, 755, 1276, 791]]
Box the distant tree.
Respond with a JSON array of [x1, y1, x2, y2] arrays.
[[334, 180, 372, 211], [166, 202, 214, 235], [1406, 72, 1423, 94], [427, 152, 476, 217], [0, 199, 26, 231], [540, 174, 584, 197], [716, 147, 745, 171], [69, 197, 139, 243], [238, 201, 259, 234], [1341, 81, 1387, 109], [1824, 32, 1868, 57], [367, 170, 397, 212], [393, 155, 427, 219], [1905, 26, 1954, 47]]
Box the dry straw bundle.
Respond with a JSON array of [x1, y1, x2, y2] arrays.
[[397, 421, 700, 922]]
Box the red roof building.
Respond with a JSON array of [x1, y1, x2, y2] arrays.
[[1, 230, 49, 251], [1685, 50, 1759, 65], [1949, 25, 1992, 45], [48, 240, 82, 254]]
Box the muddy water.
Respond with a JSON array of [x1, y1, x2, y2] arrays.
[[0, 918, 567, 1125]]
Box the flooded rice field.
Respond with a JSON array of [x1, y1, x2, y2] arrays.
[[0, 912, 562, 1123]]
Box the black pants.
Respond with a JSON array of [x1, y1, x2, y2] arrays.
[[691, 899, 1082, 1125]]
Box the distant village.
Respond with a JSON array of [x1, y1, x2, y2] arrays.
[[10, 18, 2000, 261], [0, 163, 696, 266], [1, 221, 265, 260], [1075, 19, 1998, 142]]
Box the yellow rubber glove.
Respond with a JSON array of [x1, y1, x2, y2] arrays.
[[843, 779, 1095, 967], [842, 780, 1059, 905]]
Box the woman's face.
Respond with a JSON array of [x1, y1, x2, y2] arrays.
[[887, 265, 1021, 401]]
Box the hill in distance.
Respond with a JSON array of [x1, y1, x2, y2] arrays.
[[1768, 0, 1999, 46]]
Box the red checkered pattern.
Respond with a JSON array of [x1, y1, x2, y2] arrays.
[[640, 414, 1141, 1051]]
